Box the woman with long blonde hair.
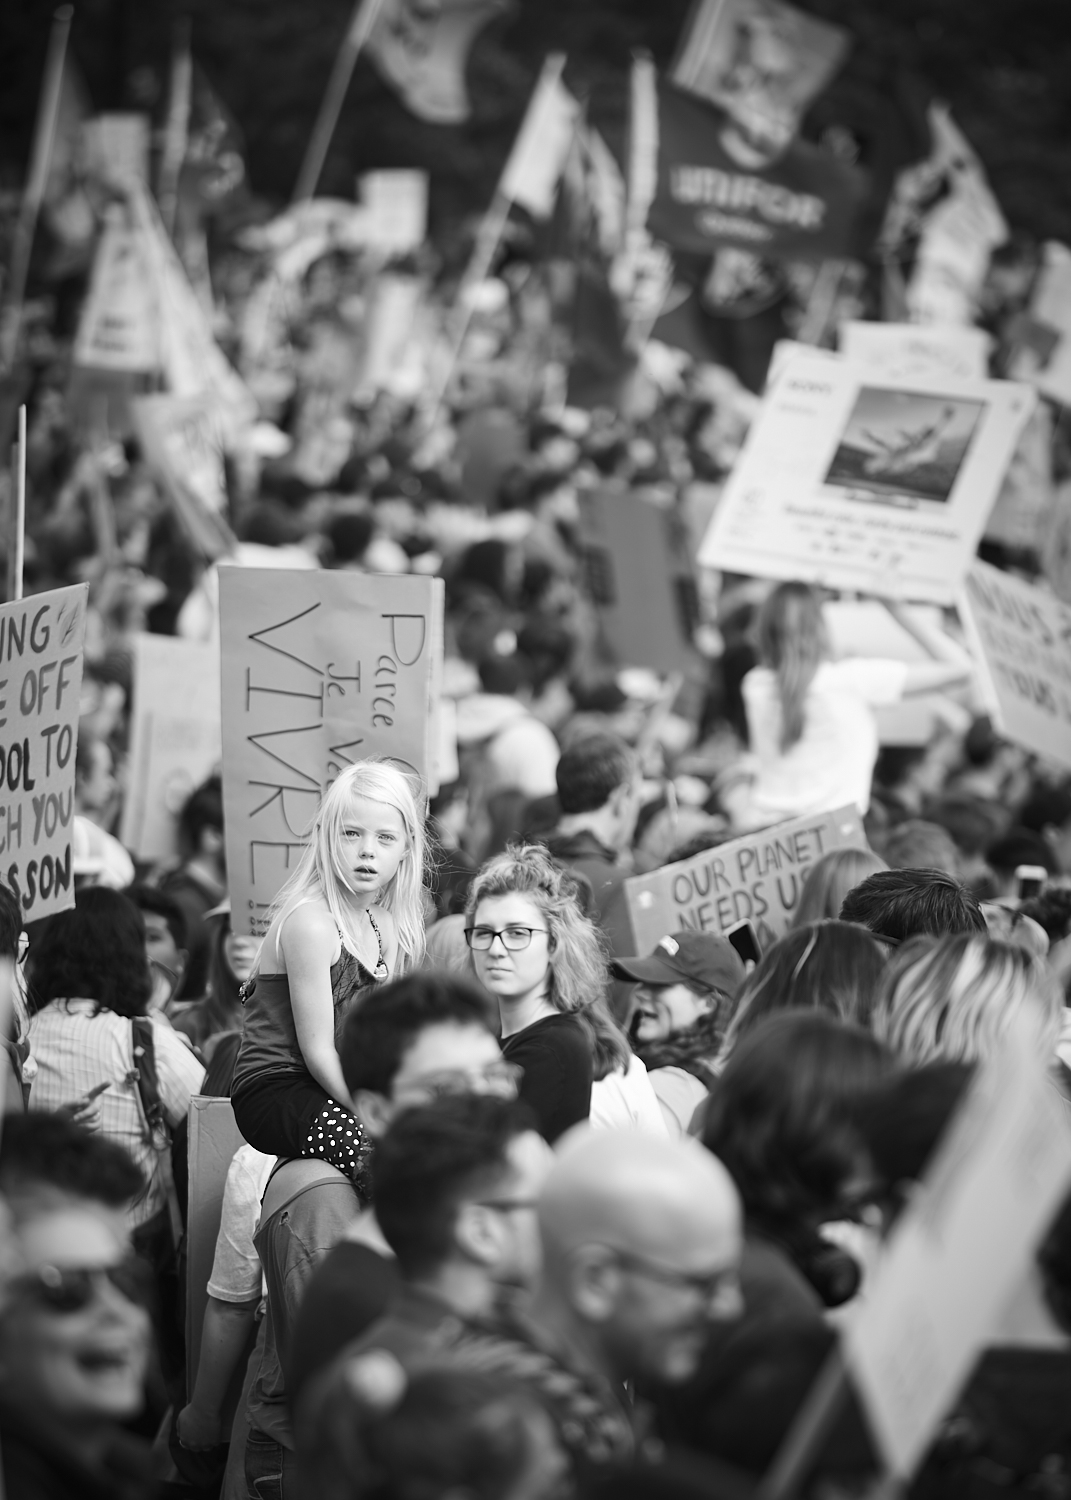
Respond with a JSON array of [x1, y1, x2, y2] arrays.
[[465, 845, 631, 1141], [231, 760, 428, 1187], [731, 581, 969, 829]]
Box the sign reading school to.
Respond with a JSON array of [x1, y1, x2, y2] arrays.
[[219, 569, 444, 938], [0, 586, 87, 922], [624, 804, 866, 954], [699, 347, 1033, 603], [960, 560, 1071, 770]]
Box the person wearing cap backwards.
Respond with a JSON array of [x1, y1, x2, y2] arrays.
[[612, 934, 746, 1136]]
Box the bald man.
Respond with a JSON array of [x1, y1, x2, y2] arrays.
[[532, 1129, 744, 1392]]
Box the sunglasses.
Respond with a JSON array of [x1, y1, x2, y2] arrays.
[[16, 1258, 149, 1315]]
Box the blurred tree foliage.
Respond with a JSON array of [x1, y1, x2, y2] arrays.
[[1, 0, 1070, 244]]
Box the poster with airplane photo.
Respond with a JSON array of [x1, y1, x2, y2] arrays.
[[699, 348, 1035, 603]]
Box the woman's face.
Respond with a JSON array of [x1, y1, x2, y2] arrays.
[[632, 983, 713, 1044], [224, 929, 261, 984], [470, 894, 552, 1007], [0, 1203, 151, 1428], [340, 795, 409, 897]]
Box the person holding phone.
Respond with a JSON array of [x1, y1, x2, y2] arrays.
[[611, 932, 747, 1136]]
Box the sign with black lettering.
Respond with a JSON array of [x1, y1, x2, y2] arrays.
[[699, 347, 1034, 603], [0, 586, 87, 921], [960, 560, 1071, 769], [623, 804, 867, 954], [649, 83, 865, 262], [219, 569, 444, 937]]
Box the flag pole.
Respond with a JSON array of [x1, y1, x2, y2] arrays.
[[157, 16, 193, 237], [293, 0, 387, 204], [9, 405, 27, 603], [0, 6, 74, 373]]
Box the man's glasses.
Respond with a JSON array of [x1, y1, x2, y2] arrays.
[[464, 926, 549, 952], [611, 1248, 742, 1313], [17, 1258, 149, 1315], [396, 1059, 523, 1104]]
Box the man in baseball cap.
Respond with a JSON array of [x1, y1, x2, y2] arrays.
[[611, 933, 746, 1136]]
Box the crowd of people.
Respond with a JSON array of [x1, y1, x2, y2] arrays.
[[4, 47, 1071, 1500]]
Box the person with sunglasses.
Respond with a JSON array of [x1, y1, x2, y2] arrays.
[[465, 846, 625, 1143], [0, 1112, 156, 1500]]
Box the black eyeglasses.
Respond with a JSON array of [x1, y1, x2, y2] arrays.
[[16, 1258, 149, 1315], [464, 926, 549, 952], [611, 1249, 742, 1310]]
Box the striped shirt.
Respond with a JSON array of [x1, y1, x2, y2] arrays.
[[28, 998, 205, 1227]]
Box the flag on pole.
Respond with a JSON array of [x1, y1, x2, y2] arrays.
[[366, 0, 509, 124], [671, 0, 849, 151], [500, 55, 580, 220]]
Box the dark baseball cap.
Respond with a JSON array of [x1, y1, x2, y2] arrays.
[[611, 932, 745, 997]]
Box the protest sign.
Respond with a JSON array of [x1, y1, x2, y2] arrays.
[[359, 170, 428, 256], [671, 0, 849, 146], [579, 487, 695, 673], [648, 83, 865, 263], [698, 347, 1034, 603], [219, 568, 444, 936], [72, 203, 157, 373], [132, 394, 236, 561], [624, 804, 866, 953], [121, 636, 221, 861], [81, 113, 150, 189], [959, 560, 1071, 769], [839, 321, 990, 382], [0, 585, 87, 922], [1008, 241, 1071, 408], [845, 1011, 1071, 1477]]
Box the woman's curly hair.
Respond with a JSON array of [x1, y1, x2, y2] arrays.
[[27, 886, 152, 1018], [466, 844, 630, 1080]]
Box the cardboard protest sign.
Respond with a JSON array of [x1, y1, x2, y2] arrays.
[[960, 560, 1071, 769], [839, 321, 990, 382], [82, 113, 150, 189], [699, 348, 1034, 603], [132, 395, 236, 561], [219, 568, 444, 936], [846, 1011, 1071, 1477], [72, 204, 157, 373], [579, 487, 695, 674], [624, 804, 866, 954], [1008, 241, 1071, 409], [648, 84, 865, 263], [120, 636, 221, 861], [671, 0, 849, 146], [359, 171, 428, 256], [0, 586, 87, 922]]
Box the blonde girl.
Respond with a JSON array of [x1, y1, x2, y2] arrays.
[[465, 845, 630, 1142], [231, 760, 427, 1185]]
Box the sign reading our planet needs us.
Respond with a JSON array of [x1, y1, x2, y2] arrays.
[[623, 803, 867, 954], [0, 585, 87, 920]]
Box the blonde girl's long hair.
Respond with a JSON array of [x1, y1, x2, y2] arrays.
[[757, 582, 829, 752], [267, 759, 428, 974], [465, 844, 631, 1081], [872, 932, 1063, 1067]]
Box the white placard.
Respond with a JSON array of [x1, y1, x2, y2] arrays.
[[839, 321, 990, 382], [960, 559, 1071, 769], [846, 1011, 1071, 1477], [699, 348, 1034, 602], [359, 171, 428, 256]]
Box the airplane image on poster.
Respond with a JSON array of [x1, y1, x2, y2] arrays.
[[823, 387, 986, 507]]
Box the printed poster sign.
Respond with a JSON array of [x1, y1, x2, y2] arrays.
[[698, 348, 1034, 602], [649, 84, 865, 263], [960, 560, 1071, 770], [121, 636, 222, 860], [624, 803, 866, 954], [0, 586, 87, 921], [838, 321, 990, 382], [846, 1010, 1071, 1477], [219, 569, 444, 936]]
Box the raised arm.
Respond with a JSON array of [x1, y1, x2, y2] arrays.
[[280, 906, 351, 1103], [880, 599, 974, 697]]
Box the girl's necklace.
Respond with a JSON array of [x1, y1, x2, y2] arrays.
[[366, 908, 389, 981]]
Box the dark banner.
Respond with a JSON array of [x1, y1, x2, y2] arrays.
[[649, 84, 866, 262]]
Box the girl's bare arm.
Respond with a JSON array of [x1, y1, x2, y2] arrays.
[[280, 906, 351, 1103]]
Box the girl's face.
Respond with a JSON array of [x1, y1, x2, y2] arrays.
[[632, 983, 712, 1043], [340, 795, 409, 897], [470, 893, 552, 1007]]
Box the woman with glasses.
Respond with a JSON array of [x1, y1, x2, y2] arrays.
[[465, 845, 627, 1142]]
